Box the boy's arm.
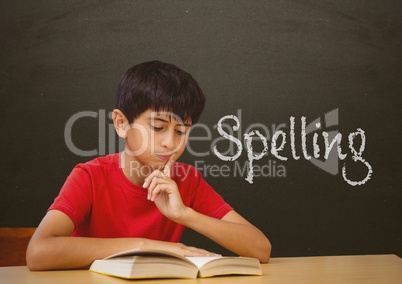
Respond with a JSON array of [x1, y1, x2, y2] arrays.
[[144, 160, 271, 263], [179, 209, 271, 263], [26, 210, 220, 271]]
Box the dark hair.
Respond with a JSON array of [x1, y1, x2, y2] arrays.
[[115, 60, 206, 124]]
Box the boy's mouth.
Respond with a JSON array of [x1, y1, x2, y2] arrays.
[[156, 154, 172, 161]]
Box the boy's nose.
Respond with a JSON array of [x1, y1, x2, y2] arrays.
[[161, 131, 176, 150]]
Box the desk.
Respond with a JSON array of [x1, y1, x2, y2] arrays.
[[1, 254, 401, 284]]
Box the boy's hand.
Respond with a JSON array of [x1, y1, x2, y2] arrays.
[[146, 240, 221, 257], [142, 155, 188, 222]]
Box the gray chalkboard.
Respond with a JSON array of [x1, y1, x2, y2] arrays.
[[1, 0, 401, 258]]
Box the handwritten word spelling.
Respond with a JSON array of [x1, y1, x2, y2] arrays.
[[213, 115, 373, 186]]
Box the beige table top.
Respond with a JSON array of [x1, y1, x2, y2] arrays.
[[1, 254, 401, 284]]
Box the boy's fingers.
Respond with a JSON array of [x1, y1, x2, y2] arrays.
[[146, 172, 160, 199], [163, 153, 175, 177], [150, 184, 162, 202], [142, 173, 153, 188], [163, 164, 171, 177], [147, 174, 170, 200], [143, 170, 161, 188], [144, 154, 175, 188], [183, 247, 221, 257]]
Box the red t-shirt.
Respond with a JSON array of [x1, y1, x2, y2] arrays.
[[49, 153, 232, 242]]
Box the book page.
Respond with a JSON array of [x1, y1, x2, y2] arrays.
[[185, 257, 223, 269]]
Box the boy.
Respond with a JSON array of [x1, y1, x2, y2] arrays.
[[26, 61, 271, 270]]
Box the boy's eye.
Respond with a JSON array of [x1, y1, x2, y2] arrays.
[[151, 125, 163, 131], [150, 124, 187, 135], [176, 129, 186, 136]]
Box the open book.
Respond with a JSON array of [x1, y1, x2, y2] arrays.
[[90, 248, 262, 279]]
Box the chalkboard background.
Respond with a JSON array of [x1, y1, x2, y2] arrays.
[[1, 1, 401, 258]]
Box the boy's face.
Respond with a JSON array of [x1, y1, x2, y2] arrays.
[[123, 109, 192, 172]]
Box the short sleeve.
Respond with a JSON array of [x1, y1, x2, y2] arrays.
[[192, 177, 233, 219], [48, 165, 93, 228], [177, 165, 233, 219]]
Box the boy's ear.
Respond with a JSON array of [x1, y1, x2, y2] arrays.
[[112, 109, 129, 138]]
